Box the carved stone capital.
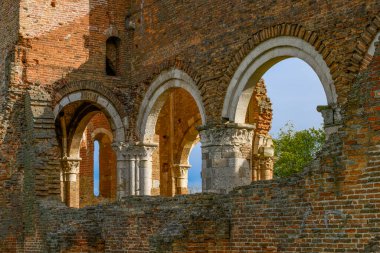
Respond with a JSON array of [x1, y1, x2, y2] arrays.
[[123, 143, 158, 160], [60, 157, 81, 182], [174, 164, 191, 178], [253, 135, 274, 157], [111, 141, 128, 153], [198, 123, 255, 147]]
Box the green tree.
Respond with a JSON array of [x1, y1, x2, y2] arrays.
[[273, 123, 325, 178]]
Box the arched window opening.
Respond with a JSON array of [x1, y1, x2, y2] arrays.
[[57, 102, 118, 208], [93, 140, 100, 197], [106, 36, 121, 76], [188, 142, 202, 194], [246, 58, 327, 180]]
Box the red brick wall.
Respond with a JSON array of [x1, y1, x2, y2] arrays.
[[15, 0, 379, 128]]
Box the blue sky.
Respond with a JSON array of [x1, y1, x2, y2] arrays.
[[188, 58, 327, 190], [94, 140, 100, 196]]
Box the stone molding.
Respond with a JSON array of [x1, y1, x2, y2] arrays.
[[317, 105, 342, 127], [112, 142, 158, 160], [198, 123, 255, 147]]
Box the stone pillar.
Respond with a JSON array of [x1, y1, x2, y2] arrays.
[[126, 153, 136, 195], [122, 143, 157, 196], [198, 123, 255, 193], [317, 104, 342, 139], [138, 144, 157, 195], [252, 134, 275, 181], [174, 164, 190, 195], [112, 142, 128, 199], [61, 157, 81, 208]]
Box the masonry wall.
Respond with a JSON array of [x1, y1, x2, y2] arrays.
[[0, 0, 379, 252], [22, 42, 380, 252], [127, 0, 379, 123], [14, 0, 379, 131]]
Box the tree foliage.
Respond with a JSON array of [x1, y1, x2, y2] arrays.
[[273, 123, 325, 178]]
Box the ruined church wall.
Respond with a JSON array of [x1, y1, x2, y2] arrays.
[[30, 43, 380, 251], [128, 0, 379, 123], [13, 0, 380, 133], [0, 0, 378, 251]]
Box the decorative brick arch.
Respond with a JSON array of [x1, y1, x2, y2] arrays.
[[350, 16, 380, 71], [53, 82, 127, 157], [54, 80, 127, 120], [222, 24, 339, 123], [137, 69, 207, 143]]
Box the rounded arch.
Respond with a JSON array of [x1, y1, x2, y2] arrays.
[[53, 80, 127, 122], [54, 90, 127, 158], [223, 36, 337, 123], [350, 15, 380, 71], [91, 128, 113, 142], [175, 118, 202, 165], [137, 69, 207, 143]]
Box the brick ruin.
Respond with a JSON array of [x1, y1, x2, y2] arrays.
[[0, 0, 379, 252]]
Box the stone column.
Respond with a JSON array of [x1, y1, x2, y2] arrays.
[[137, 144, 157, 196], [126, 153, 136, 195], [174, 164, 191, 195], [61, 157, 81, 208], [123, 143, 157, 196], [252, 134, 274, 181], [112, 142, 128, 199], [198, 123, 255, 193]]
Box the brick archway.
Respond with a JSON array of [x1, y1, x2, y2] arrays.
[[137, 68, 207, 143], [223, 36, 338, 124], [54, 89, 127, 155], [54, 89, 127, 207]]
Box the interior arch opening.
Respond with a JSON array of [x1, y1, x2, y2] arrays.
[[56, 101, 117, 207], [151, 88, 203, 196]]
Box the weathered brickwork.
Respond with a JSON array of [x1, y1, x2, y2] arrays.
[[0, 0, 379, 252]]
